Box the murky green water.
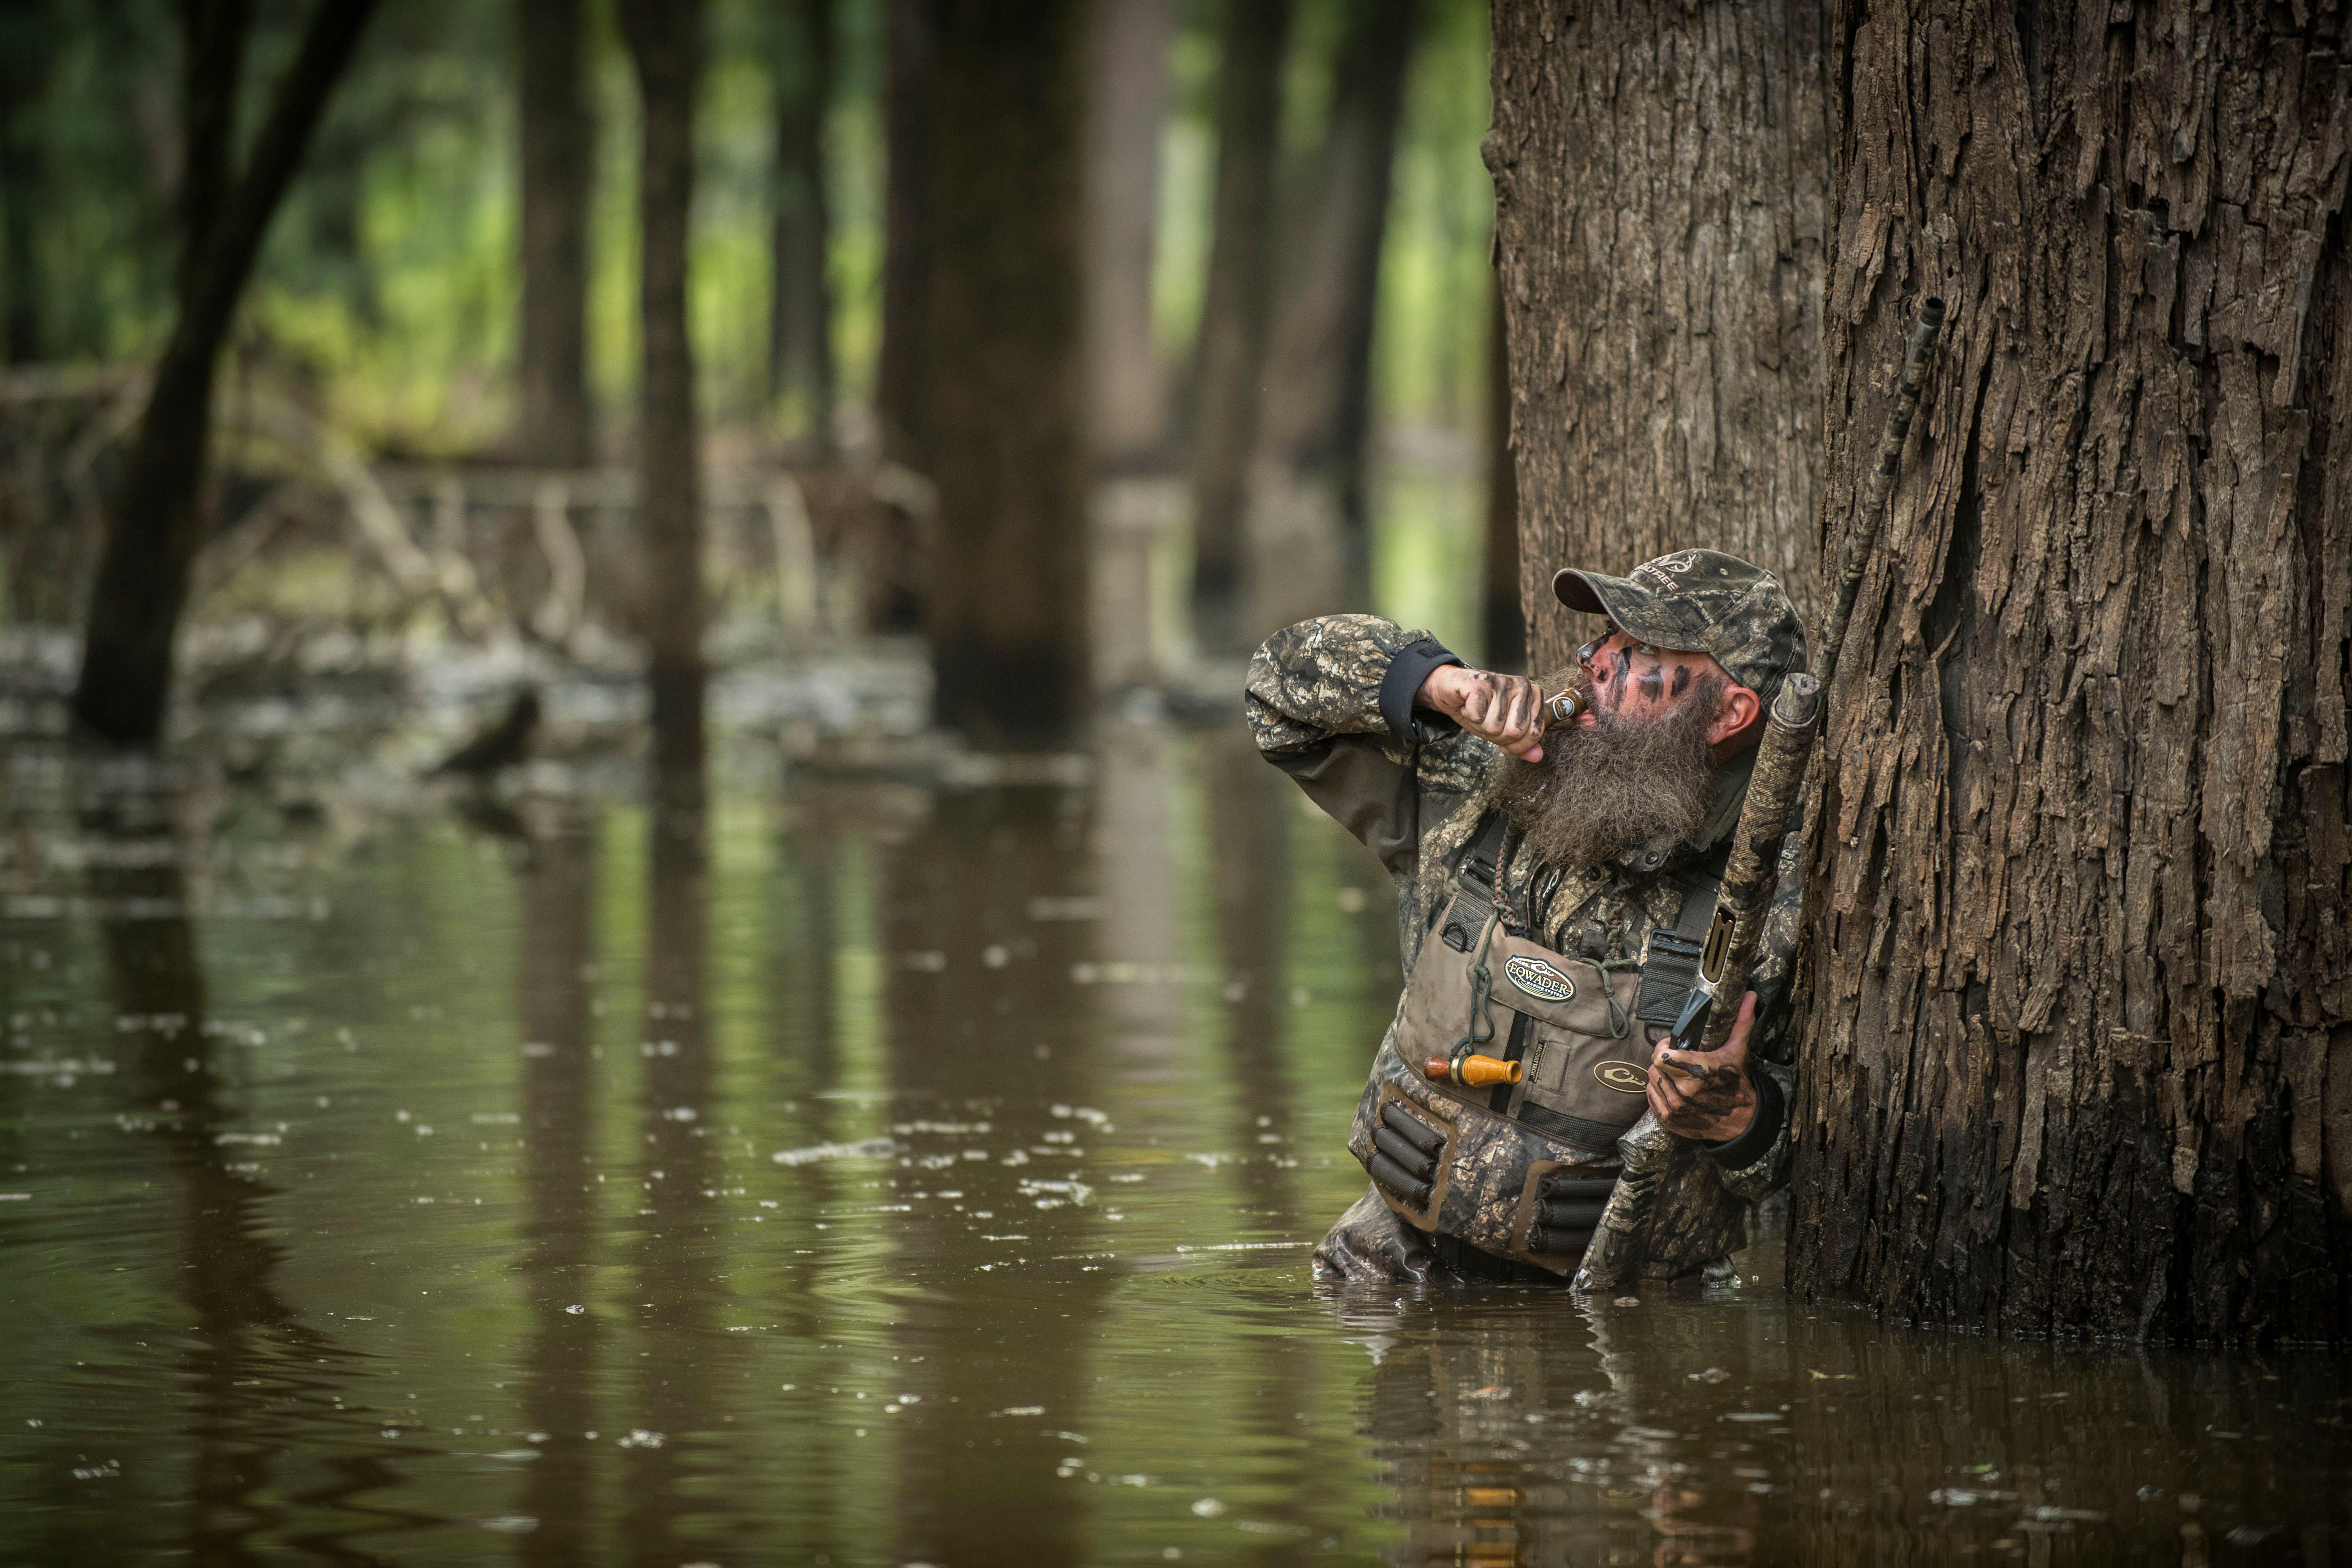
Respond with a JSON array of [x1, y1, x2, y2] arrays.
[[3, 722, 2349, 1565]]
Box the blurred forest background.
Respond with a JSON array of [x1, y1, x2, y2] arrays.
[[0, 0, 1514, 764]]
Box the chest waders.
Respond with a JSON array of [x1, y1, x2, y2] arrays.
[[1345, 815, 1720, 1276]]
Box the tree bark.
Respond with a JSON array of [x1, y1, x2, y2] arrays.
[[921, 0, 1089, 745], [1253, 0, 1417, 612], [618, 0, 705, 808], [1791, 0, 2352, 1345], [1481, 274, 1524, 671], [875, 0, 934, 471], [70, 0, 377, 745], [1084, 0, 1173, 473], [517, 0, 594, 468], [1488, 0, 1829, 676], [1185, 0, 1293, 654], [770, 0, 835, 457]]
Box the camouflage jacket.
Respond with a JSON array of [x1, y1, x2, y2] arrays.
[[1245, 613, 1799, 1200]]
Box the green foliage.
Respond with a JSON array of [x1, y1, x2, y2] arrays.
[[5, 0, 1493, 533]]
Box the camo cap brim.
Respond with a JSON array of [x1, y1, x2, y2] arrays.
[[1551, 549, 1806, 698]]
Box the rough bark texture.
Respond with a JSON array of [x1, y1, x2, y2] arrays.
[[921, 0, 1089, 745], [1488, 0, 1829, 675], [517, 0, 594, 468], [1185, 0, 1293, 654], [1085, 0, 1172, 473], [71, 0, 377, 744], [618, 0, 705, 800], [1483, 275, 1525, 671], [875, 0, 934, 471], [769, 0, 835, 455], [1253, 0, 1417, 613], [1791, 0, 2352, 1344]]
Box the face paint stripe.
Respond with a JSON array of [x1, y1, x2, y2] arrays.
[[1638, 670, 1665, 703], [1670, 664, 1690, 698]]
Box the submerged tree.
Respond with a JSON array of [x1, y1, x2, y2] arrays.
[[1185, 0, 1293, 655], [1084, 0, 1173, 473], [1489, 0, 1829, 672], [1252, 0, 1417, 612], [70, 0, 379, 745], [517, 0, 595, 468], [875, 0, 934, 471], [769, 0, 835, 456], [618, 0, 706, 811], [920, 0, 1089, 743], [1792, 2, 2352, 1344]]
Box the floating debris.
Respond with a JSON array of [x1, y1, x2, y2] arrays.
[[772, 1137, 899, 1166]]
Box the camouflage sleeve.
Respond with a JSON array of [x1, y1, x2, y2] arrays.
[[1244, 614, 1451, 753], [1713, 1058, 1794, 1200], [1700, 803, 1806, 1195], [1245, 615, 1468, 881]]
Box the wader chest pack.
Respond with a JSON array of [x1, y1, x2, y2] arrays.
[[1345, 815, 1719, 1276]]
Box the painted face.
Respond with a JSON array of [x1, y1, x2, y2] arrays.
[[1576, 626, 1714, 727]]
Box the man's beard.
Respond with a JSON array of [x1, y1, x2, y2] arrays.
[[1487, 664, 1722, 873]]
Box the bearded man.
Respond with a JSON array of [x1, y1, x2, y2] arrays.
[[1246, 549, 1806, 1283]]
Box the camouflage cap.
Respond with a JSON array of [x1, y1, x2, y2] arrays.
[[1551, 548, 1807, 699]]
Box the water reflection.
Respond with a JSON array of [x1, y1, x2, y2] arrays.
[[513, 809, 600, 1566], [0, 730, 2347, 1563], [80, 765, 359, 1565], [625, 792, 723, 1565], [881, 785, 1116, 1568]]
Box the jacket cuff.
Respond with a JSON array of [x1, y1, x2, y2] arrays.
[[1378, 638, 1463, 743], [1701, 1061, 1785, 1169]]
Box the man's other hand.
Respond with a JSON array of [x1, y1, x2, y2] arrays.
[[1417, 665, 1547, 761], [1647, 990, 1759, 1141]]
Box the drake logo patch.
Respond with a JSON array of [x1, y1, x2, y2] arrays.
[[1503, 955, 1575, 1003], [1594, 1061, 1647, 1093]]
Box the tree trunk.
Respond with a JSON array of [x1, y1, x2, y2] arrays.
[[1791, 1, 2352, 1345], [70, 0, 377, 745], [0, 0, 54, 365], [1481, 274, 1523, 671], [1489, 0, 1829, 676], [1084, 0, 1173, 473], [618, 0, 705, 811], [769, 0, 835, 457], [1253, 0, 1417, 614], [1185, 0, 1293, 654], [920, 0, 1089, 746], [517, 0, 594, 468], [875, 0, 934, 471]]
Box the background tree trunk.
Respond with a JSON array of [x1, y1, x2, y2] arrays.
[[517, 0, 594, 468], [1252, 0, 1416, 615], [70, 0, 377, 745], [618, 0, 705, 811], [1084, 0, 1172, 474], [1481, 274, 1523, 671], [1791, 0, 2352, 1344], [1489, 0, 1829, 676], [0, 0, 54, 364], [1185, 0, 1293, 655], [769, 0, 835, 457], [875, 0, 934, 472], [921, 0, 1088, 745]]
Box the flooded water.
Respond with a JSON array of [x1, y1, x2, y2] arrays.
[[3, 718, 2349, 1565]]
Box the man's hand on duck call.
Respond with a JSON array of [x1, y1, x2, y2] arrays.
[[1417, 665, 1547, 761]]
